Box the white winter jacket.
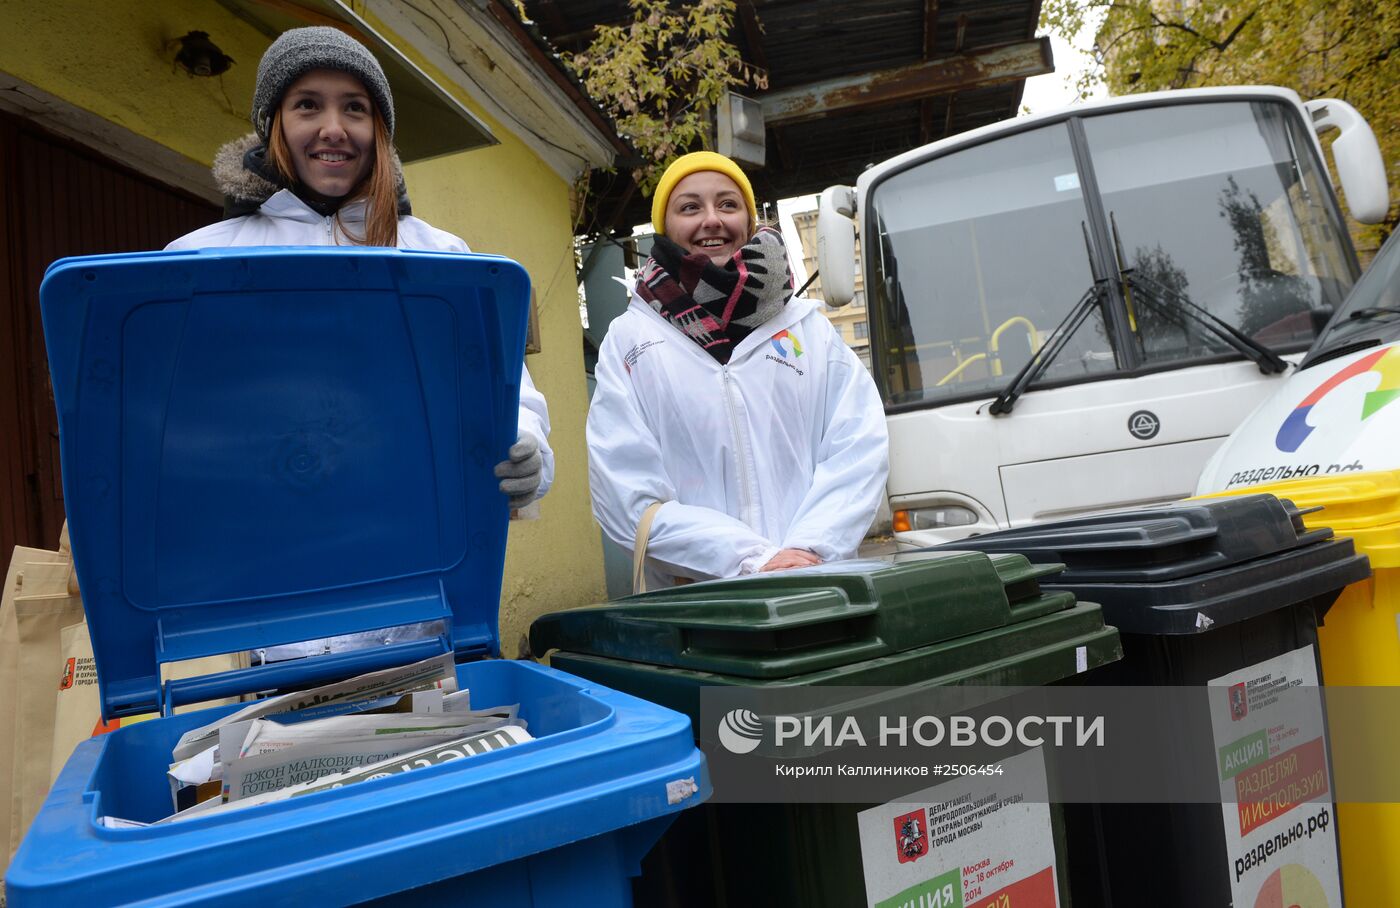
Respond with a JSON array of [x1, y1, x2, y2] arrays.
[[166, 189, 553, 499], [588, 290, 889, 588]]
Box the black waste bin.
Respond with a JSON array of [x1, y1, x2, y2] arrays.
[[928, 494, 1371, 908], [532, 550, 1124, 907]]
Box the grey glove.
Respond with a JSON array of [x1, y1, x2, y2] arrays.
[[494, 434, 543, 508]]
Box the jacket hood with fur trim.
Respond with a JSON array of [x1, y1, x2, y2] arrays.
[[212, 133, 411, 219]]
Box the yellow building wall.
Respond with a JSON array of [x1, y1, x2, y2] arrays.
[[1, 0, 606, 657], [0, 0, 266, 168]]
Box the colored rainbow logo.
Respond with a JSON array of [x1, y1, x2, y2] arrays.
[[1275, 345, 1400, 452], [770, 329, 803, 358]]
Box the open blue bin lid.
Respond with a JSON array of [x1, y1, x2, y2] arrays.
[[40, 246, 530, 719]]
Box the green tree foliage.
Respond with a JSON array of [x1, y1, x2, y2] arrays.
[[568, 0, 765, 197], [1041, 0, 1399, 248]]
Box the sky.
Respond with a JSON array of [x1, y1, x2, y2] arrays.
[[776, 16, 1108, 287]]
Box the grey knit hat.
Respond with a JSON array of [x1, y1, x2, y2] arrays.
[[252, 27, 394, 141]]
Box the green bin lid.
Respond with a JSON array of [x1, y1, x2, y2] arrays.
[[530, 551, 1115, 681]]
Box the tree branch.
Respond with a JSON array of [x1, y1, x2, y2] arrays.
[[1147, 10, 1211, 43], [1213, 8, 1258, 53], [1319, 39, 1400, 96], [1146, 6, 1257, 53], [1096, 19, 1164, 57]]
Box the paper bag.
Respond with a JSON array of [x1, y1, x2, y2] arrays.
[[1, 547, 71, 872], [51, 620, 122, 785], [8, 591, 84, 863], [50, 622, 245, 786]]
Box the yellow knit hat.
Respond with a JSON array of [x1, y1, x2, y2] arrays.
[[650, 151, 757, 236]]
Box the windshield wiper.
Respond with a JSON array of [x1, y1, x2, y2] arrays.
[[1347, 306, 1400, 321], [1300, 336, 1382, 371], [1303, 304, 1400, 354], [989, 279, 1110, 415], [1120, 270, 1289, 375]]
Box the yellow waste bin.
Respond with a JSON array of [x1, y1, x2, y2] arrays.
[[1198, 470, 1400, 906]]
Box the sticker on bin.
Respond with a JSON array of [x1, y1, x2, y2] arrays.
[[1208, 645, 1340, 908], [666, 777, 700, 804], [856, 748, 1059, 908]]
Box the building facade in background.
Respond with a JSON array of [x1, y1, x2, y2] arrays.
[[790, 208, 872, 371]]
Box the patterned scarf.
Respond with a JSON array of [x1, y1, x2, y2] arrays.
[[636, 226, 795, 364]]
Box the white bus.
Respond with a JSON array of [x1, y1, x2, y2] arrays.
[[815, 86, 1389, 547]]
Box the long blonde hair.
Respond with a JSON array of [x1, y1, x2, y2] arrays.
[[268, 105, 399, 248]]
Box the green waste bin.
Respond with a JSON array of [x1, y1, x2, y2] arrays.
[[530, 550, 1123, 907]]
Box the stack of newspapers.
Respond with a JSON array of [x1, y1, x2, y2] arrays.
[[100, 653, 532, 827]]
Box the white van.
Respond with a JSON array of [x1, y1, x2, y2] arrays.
[[1197, 228, 1400, 493]]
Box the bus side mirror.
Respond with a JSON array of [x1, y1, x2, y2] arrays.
[[1310, 304, 1335, 335], [1305, 98, 1389, 224], [817, 185, 857, 307]]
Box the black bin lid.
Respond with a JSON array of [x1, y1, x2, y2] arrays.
[[927, 495, 1370, 635]]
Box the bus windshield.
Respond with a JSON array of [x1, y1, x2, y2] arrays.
[[867, 99, 1357, 408]]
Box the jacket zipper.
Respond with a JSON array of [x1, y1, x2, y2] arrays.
[[721, 366, 755, 526], [325, 216, 333, 243]]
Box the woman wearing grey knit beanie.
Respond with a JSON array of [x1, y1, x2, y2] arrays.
[[176, 25, 405, 246], [167, 31, 556, 641]]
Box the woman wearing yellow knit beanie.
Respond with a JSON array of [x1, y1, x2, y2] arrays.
[[587, 151, 890, 590]]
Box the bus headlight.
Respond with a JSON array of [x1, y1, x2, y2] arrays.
[[893, 505, 980, 532]]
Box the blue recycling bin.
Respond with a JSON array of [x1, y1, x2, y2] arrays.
[[5, 247, 710, 907]]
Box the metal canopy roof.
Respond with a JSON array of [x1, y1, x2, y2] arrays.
[[523, 0, 1052, 235]]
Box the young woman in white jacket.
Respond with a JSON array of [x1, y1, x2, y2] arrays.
[[588, 152, 889, 589], [166, 27, 551, 657]]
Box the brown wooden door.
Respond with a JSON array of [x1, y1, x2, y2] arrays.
[[0, 112, 219, 556]]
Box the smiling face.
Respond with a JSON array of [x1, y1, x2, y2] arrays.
[[663, 171, 753, 266], [278, 69, 375, 199]]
